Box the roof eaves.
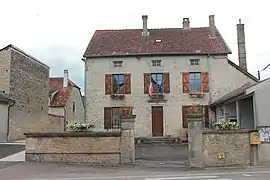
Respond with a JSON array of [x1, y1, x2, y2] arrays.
[[84, 52, 230, 58], [215, 28, 232, 54]]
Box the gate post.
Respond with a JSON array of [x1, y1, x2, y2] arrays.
[[120, 115, 136, 164], [187, 114, 204, 167]]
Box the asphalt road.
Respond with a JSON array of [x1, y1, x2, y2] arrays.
[[0, 144, 25, 159], [0, 144, 25, 170], [1, 162, 270, 180]]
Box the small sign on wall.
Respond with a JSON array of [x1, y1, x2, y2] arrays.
[[217, 152, 225, 159], [258, 127, 270, 143]]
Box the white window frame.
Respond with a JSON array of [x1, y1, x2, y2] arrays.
[[113, 61, 123, 68], [152, 60, 162, 67], [190, 59, 200, 66]]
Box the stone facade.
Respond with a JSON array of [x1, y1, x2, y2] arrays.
[[202, 130, 257, 167], [85, 55, 257, 138], [0, 45, 50, 140], [47, 114, 65, 132]]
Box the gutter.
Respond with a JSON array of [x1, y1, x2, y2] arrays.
[[7, 100, 15, 142]]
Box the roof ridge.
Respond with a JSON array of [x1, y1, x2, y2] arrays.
[[96, 27, 210, 31]]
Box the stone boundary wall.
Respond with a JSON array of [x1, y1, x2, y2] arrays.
[[202, 129, 258, 167], [24, 115, 136, 165], [25, 132, 122, 164]]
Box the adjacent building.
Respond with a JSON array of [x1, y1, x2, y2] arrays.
[[83, 15, 258, 138], [49, 70, 85, 126], [0, 44, 50, 141]]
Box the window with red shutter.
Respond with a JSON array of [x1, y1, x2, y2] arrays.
[[124, 74, 131, 94], [144, 73, 150, 94], [163, 73, 170, 93], [182, 72, 190, 93], [201, 72, 209, 93], [105, 74, 112, 95]]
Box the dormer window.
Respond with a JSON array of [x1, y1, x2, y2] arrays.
[[152, 60, 161, 67], [113, 61, 123, 67], [190, 59, 200, 65]]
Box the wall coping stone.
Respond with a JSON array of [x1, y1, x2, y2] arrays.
[[121, 115, 136, 122], [203, 129, 258, 134], [24, 131, 121, 138]]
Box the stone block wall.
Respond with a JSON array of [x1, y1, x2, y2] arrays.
[[25, 132, 122, 164], [202, 129, 257, 167]]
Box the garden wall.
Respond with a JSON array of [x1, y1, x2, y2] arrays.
[[202, 129, 258, 167], [24, 115, 136, 165]]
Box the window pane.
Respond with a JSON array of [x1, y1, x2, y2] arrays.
[[195, 78, 201, 91], [112, 75, 118, 93], [157, 74, 163, 85], [112, 108, 120, 128], [190, 73, 195, 80], [190, 81, 195, 92], [151, 74, 157, 85]]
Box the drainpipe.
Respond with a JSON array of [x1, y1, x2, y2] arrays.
[[64, 107, 67, 131], [7, 100, 15, 142]]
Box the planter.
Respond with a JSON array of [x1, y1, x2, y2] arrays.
[[121, 108, 132, 117], [110, 94, 125, 100]]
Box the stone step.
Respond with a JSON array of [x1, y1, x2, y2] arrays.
[[135, 137, 185, 145]]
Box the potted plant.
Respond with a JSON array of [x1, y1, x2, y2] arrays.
[[67, 122, 95, 132], [121, 104, 133, 117], [213, 121, 238, 130], [110, 94, 125, 100]]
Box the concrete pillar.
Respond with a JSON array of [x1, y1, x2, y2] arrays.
[[187, 114, 204, 168], [120, 115, 136, 164]]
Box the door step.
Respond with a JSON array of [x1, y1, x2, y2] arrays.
[[135, 137, 187, 145]]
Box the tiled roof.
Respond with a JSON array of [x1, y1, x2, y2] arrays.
[[83, 27, 231, 58], [49, 78, 80, 107]]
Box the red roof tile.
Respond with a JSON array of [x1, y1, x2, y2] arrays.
[[83, 27, 231, 58], [49, 78, 79, 107]]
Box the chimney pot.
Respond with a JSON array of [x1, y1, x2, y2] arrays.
[[237, 19, 247, 71], [63, 70, 69, 88], [182, 18, 190, 29], [142, 15, 149, 36]]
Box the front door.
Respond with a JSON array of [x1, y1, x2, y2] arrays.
[[152, 106, 163, 136]]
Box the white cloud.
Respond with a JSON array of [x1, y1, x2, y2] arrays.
[[1, 0, 270, 91]]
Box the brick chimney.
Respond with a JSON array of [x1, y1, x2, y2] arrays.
[[63, 70, 68, 88], [182, 18, 190, 29], [237, 19, 247, 71], [142, 15, 149, 36], [209, 15, 216, 37]]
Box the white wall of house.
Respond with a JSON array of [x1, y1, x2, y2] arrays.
[[85, 55, 256, 137], [251, 79, 270, 163], [0, 102, 9, 142], [65, 87, 85, 123]]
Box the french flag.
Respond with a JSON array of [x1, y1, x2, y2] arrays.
[[149, 81, 153, 96]]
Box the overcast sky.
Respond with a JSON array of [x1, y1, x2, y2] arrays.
[[1, 0, 270, 94]]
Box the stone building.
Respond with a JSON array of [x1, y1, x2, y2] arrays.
[[0, 44, 50, 141], [49, 70, 85, 126], [82, 15, 258, 138]]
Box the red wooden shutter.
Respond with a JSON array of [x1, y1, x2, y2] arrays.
[[163, 73, 170, 93], [201, 72, 209, 93], [105, 74, 112, 95], [204, 105, 209, 128], [182, 72, 190, 93], [144, 73, 150, 94], [104, 107, 112, 129], [124, 74, 131, 94]]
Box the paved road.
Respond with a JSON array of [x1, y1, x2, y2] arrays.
[[0, 144, 25, 159], [1, 162, 270, 180]]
